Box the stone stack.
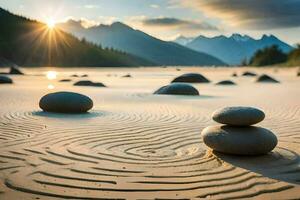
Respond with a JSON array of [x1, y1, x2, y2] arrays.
[[201, 106, 277, 155]]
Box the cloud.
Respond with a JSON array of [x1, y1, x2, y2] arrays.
[[150, 4, 160, 9], [177, 0, 300, 29], [84, 4, 100, 9], [142, 17, 218, 30]]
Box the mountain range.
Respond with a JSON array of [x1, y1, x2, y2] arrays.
[[57, 20, 225, 66], [174, 34, 293, 65], [0, 8, 152, 67]]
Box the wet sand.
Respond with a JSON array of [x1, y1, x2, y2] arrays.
[[0, 67, 299, 199]]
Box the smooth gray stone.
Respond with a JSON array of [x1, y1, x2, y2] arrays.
[[122, 74, 132, 78], [256, 74, 280, 83], [154, 83, 199, 96], [201, 125, 278, 155], [212, 106, 265, 126], [9, 66, 24, 75], [39, 92, 93, 113], [0, 75, 13, 84], [242, 71, 257, 76], [59, 79, 72, 82], [215, 80, 236, 85], [74, 80, 106, 87], [172, 73, 210, 83]]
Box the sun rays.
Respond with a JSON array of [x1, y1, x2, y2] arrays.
[[46, 18, 56, 29]]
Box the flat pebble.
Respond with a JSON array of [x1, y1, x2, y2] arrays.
[[154, 83, 199, 96], [201, 125, 278, 155], [39, 91, 93, 113], [212, 106, 265, 126]]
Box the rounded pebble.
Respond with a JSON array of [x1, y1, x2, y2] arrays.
[[0, 75, 13, 84], [212, 106, 265, 126], [215, 80, 236, 85], [172, 73, 210, 83], [201, 125, 278, 155], [256, 74, 280, 83], [39, 91, 93, 113], [154, 83, 199, 96], [74, 80, 106, 87]]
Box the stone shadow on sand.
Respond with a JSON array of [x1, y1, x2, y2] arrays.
[[213, 147, 300, 185], [32, 110, 108, 119]]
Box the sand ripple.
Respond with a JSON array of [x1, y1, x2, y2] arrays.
[[0, 99, 299, 199]]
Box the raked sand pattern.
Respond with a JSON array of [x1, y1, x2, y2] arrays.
[[0, 67, 300, 199]]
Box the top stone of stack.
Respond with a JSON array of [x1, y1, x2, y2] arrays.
[[212, 106, 265, 126]]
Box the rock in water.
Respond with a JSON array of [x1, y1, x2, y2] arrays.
[[242, 71, 257, 76], [74, 80, 106, 87], [0, 75, 13, 84], [9, 66, 24, 75], [39, 92, 93, 113], [201, 125, 277, 155], [212, 106, 265, 126], [256, 74, 280, 83], [154, 83, 199, 96], [172, 73, 210, 83], [215, 80, 236, 85]]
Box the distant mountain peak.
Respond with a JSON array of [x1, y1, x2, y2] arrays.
[[110, 22, 132, 30], [230, 33, 252, 42], [185, 33, 292, 65], [261, 34, 278, 40], [173, 35, 195, 45]]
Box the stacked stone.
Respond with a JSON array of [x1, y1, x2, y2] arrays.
[[201, 106, 278, 155]]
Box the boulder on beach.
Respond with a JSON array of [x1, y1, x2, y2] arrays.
[[74, 80, 106, 87], [154, 83, 199, 96], [212, 106, 265, 126], [70, 74, 79, 77], [0, 75, 13, 84], [39, 91, 93, 113], [201, 125, 277, 155], [215, 80, 236, 85], [9, 66, 24, 75], [59, 79, 72, 82], [81, 74, 88, 77], [242, 71, 257, 76], [172, 73, 210, 83], [255, 74, 280, 83]]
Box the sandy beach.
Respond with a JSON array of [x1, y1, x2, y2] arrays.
[[0, 67, 299, 199]]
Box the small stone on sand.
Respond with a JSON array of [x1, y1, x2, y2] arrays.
[[201, 125, 277, 155], [39, 91, 93, 113], [172, 73, 210, 83], [215, 80, 236, 85], [0, 75, 13, 84], [242, 71, 257, 76], [59, 79, 72, 82], [256, 74, 280, 83], [154, 83, 199, 96], [74, 80, 106, 87], [212, 106, 265, 126], [9, 66, 24, 75]]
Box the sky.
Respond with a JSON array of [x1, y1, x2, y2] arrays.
[[0, 0, 299, 45]]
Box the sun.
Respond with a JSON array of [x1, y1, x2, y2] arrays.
[[46, 71, 57, 80], [46, 19, 56, 29]]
